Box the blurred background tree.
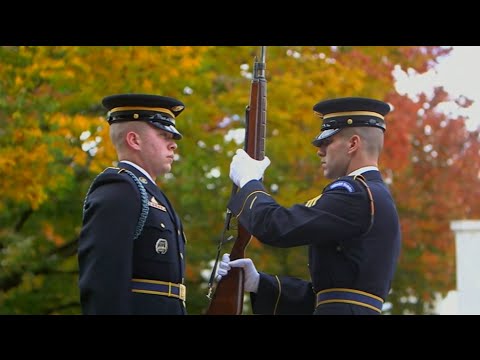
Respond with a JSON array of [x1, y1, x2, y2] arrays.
[[0, 46, 476, 314]]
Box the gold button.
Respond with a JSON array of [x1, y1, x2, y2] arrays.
[[347, 118, 353, 125], [133, 113, 139, 119]]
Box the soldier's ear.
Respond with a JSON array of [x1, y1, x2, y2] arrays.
[[125, 131, 142, 150], [347, 134, 361, 154]]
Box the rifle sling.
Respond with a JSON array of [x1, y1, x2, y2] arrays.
[[207, 184, 238, 297]]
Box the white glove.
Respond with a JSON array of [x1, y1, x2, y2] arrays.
[[230, 149, 271, 188], [216, 253, 260, 293], [216, 253, 232, 280]]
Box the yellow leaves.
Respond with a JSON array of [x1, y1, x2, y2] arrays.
[[158, 46, 210, 70], [0, 156, 15, 169], [0, 144, 52, 209], [1, 108, 108, 210], [12, 129, 25, 142], [141, 78, 154, 93], [1, 112, 54, 210], [14, 75, 24, 87], [18, 273, 45, 293]]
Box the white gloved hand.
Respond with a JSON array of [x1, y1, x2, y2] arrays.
[[216, 253, 232, 281], [216, 253, 260, 293], [230, 149, 271, 188]]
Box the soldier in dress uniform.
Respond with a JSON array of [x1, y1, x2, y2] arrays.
[[217, 97, 402, 315], [78, 94, 188, 315]]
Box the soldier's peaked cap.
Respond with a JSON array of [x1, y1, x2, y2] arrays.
[[102, 93, 185, 140], [312, 97, 391, 147]]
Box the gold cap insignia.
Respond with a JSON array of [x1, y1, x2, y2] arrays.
[[172, 105, 185, 112]]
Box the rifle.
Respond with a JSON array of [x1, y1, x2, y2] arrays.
[[205, 46, 267, 315]]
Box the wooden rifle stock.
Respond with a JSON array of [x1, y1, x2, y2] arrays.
[[206, 46, 267, 315]]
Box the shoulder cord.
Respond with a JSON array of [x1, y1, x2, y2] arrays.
[[352, 174, 375, 236], [83, 168, 149, 241], [119, 169, 150, 240]]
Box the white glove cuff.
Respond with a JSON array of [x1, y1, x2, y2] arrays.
[[239, 177, 256, 188], [249, 273, 260, 293]]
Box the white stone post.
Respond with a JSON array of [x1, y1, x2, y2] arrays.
[[450, 220, 480, 315]]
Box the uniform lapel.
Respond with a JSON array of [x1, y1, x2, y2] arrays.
[[117, 162, 178, 227]]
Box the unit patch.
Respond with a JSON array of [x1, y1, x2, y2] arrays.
[[328, 181, 355, 193]]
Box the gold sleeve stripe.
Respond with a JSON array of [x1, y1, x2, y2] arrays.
[[249, 196, 258, 209], [236, 191, 271, 218], [305, 194, 322, 207], [273, 275, 282, 315]]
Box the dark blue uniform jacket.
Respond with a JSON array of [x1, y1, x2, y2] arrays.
[[227, 170, 401, 315], [78, 162, 187, 314]]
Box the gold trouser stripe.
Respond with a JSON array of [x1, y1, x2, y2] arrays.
[[316, 299, 381, 313], [316, 288, 383, 313]]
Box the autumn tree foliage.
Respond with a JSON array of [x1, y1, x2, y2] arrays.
[[383, 89, 480, 313], [1, 46, 474, 314]]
